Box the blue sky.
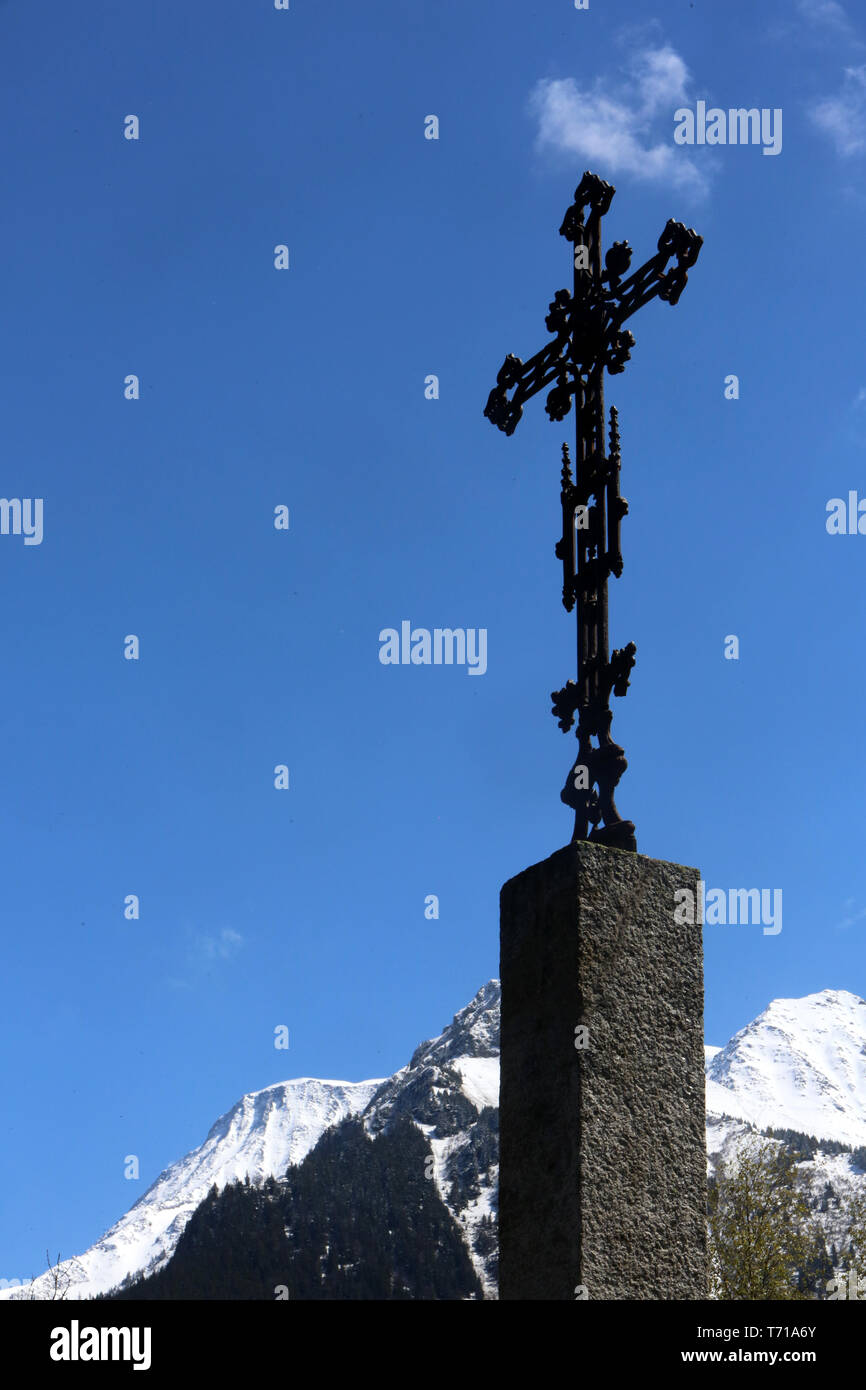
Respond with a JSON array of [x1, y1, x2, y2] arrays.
[[2, 0, 866, 1278]]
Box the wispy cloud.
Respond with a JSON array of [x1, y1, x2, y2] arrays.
[[835, 903, 866, 929], [165, 926, 245, 988], [529, 46, 707, 195], [811, 65, 866, 155], [197, 927, 244, 961], [844, 386, 866, 447], [796, 0, 856, 39]]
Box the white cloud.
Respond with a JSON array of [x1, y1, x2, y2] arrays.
[[633, 46, 691, 113], [198, 927, 244, 960], [811, 64, 866, 154], [530, 46, 707, 195], [796, 0, 855, 38], [164, 926, 245, 989]]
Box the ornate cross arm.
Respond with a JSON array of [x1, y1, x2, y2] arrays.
[[483, 340, 568, 435], [483, 284, 580, 434], [602, 220, 703, 338]]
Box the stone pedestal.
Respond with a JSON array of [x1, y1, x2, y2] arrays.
[[499, 840, 706, 1300]]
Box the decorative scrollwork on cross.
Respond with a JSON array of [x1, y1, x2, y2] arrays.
[[484, 172, 702, 851]]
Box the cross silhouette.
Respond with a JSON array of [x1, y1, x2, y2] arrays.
[[484, 171, 702, 852]]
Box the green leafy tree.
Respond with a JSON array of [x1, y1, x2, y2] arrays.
[[708, 1136, 816, 1299]]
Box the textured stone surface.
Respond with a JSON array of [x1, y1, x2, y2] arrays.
[[499, 840, 706, 1300]]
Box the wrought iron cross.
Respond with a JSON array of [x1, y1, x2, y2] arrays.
[[484, 172, 702, 852]]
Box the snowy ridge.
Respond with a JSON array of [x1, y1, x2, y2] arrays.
[[706, 989, 866, 1147], [361, 979, 500, 1295], [1, 1077, 381, 1302]]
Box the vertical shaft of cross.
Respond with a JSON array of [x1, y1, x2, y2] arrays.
[[576, 196, 608, 724], [558, 187, 637, 851]]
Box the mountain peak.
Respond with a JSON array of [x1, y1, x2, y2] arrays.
[[408, 979, 500, 1070], [707, 987, 866, 1147]]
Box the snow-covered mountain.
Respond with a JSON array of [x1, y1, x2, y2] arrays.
[[1, 1077, 382, 1301], [5, 982, 866, 1300], [706, 989, 866, 1148], [2, 982, 500, 1302]]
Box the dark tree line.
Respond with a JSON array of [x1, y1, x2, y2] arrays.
[[102, 1116, 483, 1301]]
